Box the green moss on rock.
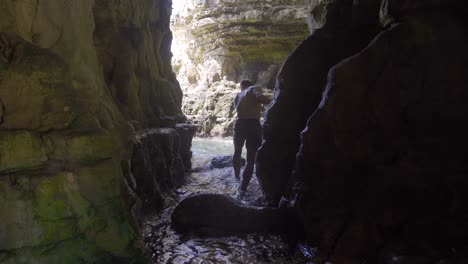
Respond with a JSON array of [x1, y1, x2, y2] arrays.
[[45, 131, 126, 165], [0, 34, 78, 131], [0, 166, 142, 261], [0, 175, 44, 250], [76, 161, 123, 206], [0, 131, 48, 173], [0, 238, 137, 264], [94, 218, 137, 257]]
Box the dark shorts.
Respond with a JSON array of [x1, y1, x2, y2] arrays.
[[233, 119, 262, 151]]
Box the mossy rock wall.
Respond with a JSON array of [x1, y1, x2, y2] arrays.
[[0, 0, 184, 263]]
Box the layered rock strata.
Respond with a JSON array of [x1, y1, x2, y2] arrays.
[[0, 0, 191, 263], [172, 0, 310, 136]]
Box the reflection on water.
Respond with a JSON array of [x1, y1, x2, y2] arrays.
[[143, 138, 314, 264], [190, 137, 246, 169]]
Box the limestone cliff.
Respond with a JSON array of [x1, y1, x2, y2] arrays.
[[172, 0, 310, 136], [0, 0, 192, 263]]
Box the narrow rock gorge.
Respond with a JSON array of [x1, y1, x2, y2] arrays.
[[1, 0, 468, 263]]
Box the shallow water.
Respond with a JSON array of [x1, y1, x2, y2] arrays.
[[143, 138, 314, 264]]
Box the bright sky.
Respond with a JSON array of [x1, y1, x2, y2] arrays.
[[170, 0, 187, 57], [172, 0, 185, 14]]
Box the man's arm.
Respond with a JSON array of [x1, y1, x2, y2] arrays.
[[234, 94, 240, 109], [252, 86, 272, 104]]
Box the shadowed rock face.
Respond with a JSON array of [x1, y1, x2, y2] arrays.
[[294, 16, 468, 259], [0, 0, 191, 262], [256, 0, 468, 261], [130, 128, 187, 214], [257, 0, 382, 206]]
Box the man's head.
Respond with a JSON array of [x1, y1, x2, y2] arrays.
[[240, 79, 253, 90]]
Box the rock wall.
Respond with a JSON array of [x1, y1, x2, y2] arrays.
[[94, 0, 184, 128], [0, 0, 192, 263], [257, 0, 382, 205], [172, 0, 310, 136], [258, 0, 468, 261], [130, 125, 196, 215]]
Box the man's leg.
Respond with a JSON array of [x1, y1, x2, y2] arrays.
[[233, 121, 244, 180], [240, 120, 262, 192], [233, 144, 243, 180], [239, 146, 256, 191]]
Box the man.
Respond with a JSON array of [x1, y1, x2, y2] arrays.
[[233, 79, 271, 196]]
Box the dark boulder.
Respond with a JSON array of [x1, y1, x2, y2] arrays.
[[171, 193, 297, 236]]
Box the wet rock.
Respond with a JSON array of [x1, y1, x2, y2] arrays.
[[171, 193, 294, 235], [176, 123, 198, 170], [131, 128, 187, 212], [210, 155, 246, 169]]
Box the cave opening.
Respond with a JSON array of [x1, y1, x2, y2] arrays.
[[169, 0, 310, 137], [151, 0, 468, 263], [1, 0, 468, 263], [139, 1, 316, 262]]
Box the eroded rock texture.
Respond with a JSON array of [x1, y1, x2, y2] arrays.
[[0, 0, 192, 263], [172, 0, 309, 136], [131, 128, 186, 213], [94, 0, 183, 127], [258, 0, 468, 262]]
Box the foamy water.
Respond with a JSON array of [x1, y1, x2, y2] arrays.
[[143, 137, 314, 264]]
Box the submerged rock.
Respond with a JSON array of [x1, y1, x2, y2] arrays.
[[210, 155, 246, 169]]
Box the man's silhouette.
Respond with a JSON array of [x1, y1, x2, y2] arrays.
[[233, 79, 271, 196]]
